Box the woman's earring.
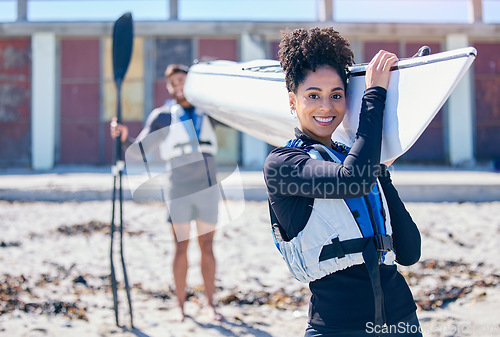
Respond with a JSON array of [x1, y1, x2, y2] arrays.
[[290, 107, 296, 115]]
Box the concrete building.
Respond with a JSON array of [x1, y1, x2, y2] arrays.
[[0, 0, 499, 169]]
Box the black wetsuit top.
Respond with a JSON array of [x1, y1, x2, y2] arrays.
[[263, 87, 421, 330]]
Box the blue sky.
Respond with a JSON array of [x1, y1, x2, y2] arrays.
[[0, 0, 499, 23]]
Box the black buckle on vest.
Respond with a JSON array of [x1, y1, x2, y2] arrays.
[[319, 237, 345, 262], [374, 235, 393, 252], [330, 237, 345, 258]]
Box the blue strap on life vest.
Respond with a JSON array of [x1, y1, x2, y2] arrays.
[[285, 139, 387, 239], [318, 145, 387, 237], [178, 107, 204, 140], [284, 138, 306, 149]]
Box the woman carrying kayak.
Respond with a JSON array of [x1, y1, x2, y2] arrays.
[[264, 27, 422, 336]]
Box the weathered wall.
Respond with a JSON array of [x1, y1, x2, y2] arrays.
[[59, 38, 101, 164], [0, 37, 31, 167], [474, 42, 500, 161]]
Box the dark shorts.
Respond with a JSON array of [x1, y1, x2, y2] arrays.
[[305, 312, 423, 337]]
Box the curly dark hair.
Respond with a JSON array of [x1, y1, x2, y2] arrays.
[[279, 27, 354, 93]]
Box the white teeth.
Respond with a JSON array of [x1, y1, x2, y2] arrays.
[[314, 116, 334, 123]]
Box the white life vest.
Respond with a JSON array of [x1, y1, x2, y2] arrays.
[[160, 104, 217, 160], [271, 142, 396, 283]]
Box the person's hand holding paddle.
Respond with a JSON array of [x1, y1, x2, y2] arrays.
[[110, 117, 129, 143], [365, 50, 399, 90]]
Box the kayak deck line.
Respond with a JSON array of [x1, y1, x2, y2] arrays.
[[189, 47, 476, 80], [349, 48, 477, 77]]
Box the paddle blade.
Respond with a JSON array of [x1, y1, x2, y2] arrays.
[[112, 12, 134, 85]]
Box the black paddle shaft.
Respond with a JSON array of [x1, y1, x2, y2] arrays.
[[110, 11, 134, 329]]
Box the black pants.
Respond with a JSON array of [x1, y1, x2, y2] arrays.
[[304, 312, 423, 337]]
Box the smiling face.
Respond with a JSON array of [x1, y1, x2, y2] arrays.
[[289, 65, 346, 147], [166, 71, 191, 107]]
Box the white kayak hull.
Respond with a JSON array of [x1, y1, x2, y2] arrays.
[[184, 47, 476, 162]]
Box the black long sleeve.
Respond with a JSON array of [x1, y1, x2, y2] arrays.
[[378, 166, 421, 266]]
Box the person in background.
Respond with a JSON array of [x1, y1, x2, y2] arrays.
[[264, 27, 422, 336], [110, 64, 223, 322]]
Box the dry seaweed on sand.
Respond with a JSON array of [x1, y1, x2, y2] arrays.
[[55, 220, 145, 237], [219, 287, 310, 310], [400, 259, 500, 311], [0, 274, 88, 320], [56, 220, 110, 236], [0, 241, 21, 248]]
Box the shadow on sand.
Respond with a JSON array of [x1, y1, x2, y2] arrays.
[[192, 316, 275, 337]]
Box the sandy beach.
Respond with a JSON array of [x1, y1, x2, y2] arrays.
[[1, 198, 500, 337]]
